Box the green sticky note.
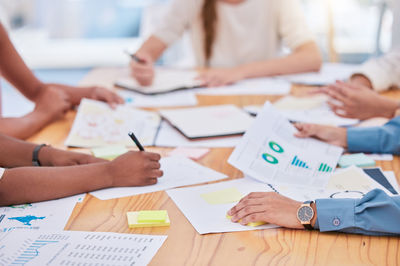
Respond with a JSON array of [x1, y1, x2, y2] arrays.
[[137, 210, 168, 223], [91, 145, 128, 160], [338, 153, 376, 168], [201, 188, 243, 205]]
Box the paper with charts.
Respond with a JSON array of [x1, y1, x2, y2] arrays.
[[90, 156, 227, 200], [0, 230, 166, 266], [65, 99, 161, 148], [229, 102, 344, 188], [0, 194, 84, 232]]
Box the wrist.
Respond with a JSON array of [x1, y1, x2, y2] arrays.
[[104, 161, 117, 187], [379, 99, 399, 118], [37, 145, 54, 166]]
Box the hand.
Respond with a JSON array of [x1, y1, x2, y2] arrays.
[[350, 74, 373, 89], [107, 151, 163, 187], [130, 53, 155, 86], [33, 86, 72, 124], [322, 81, 398, 119], [52, 84, 124, 108], [294, 123, 347, 148], [227, 192, 304, 229], [39, 146, 106, 166], [197, 67, 244, 87]]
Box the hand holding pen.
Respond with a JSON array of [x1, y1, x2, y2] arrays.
[[127, 51, 155, 86]]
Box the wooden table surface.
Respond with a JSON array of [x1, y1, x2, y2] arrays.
[[28, 68, 400, 266]]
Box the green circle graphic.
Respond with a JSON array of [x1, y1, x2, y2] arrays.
[[269, 141, 284, 153], [262, 153, 278, 164]]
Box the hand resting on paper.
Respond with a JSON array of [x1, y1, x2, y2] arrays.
[[294, 123, 348, 148], [227, 192, 316, 229]]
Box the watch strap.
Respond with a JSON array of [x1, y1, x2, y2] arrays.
[[32, 144, 47, 166]]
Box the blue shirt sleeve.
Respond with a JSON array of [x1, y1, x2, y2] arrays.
[[315, 189, 400, 236], [347, 116, 400, 154]]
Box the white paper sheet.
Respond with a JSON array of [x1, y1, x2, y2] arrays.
[[118, 89, 198, 108], [65, 99, 161, 148], [90, 156, 227, 200], [0, 230, 166, 266], [154, 121, 242, 148], [229, 102, 343, 188], [196, 78, 291, 95], [244, 95, 359, 126], [279, 63, 359, 86], [159, 105, 254, 139], [0, 194, 84, 232], [367, 154, 394, 161], [115, 68, 201, 94], [167, 178, 278, 234]]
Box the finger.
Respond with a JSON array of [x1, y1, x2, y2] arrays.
[[144, 152, 161, 161], [231, 205, 266, 223], [149, 169, 163, 178], [228, 198, 265, 217], [145, 178, 158, 185], [240, 212, 267, 225], [148, 161, 161, 169]]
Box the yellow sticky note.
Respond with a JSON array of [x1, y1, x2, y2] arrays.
[[127, 211, 170, 228], [91, 145, 128, 160], [200, 188, 243, 205], [137, 210, 167, 223], [226, 214, 266, 227]]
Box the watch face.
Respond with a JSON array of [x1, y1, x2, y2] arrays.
[[297, 206, 313, 222]]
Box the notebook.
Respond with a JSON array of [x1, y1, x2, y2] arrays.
[[115, 69, 202, 95], [159, 105, 254, 140]]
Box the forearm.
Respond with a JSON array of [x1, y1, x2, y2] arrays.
[[135, 35, 167, 62], [238, 42, 322, 79], [0, 24, 43, 100], [0, 163, 113, 206], [0, 111, 51, 140]]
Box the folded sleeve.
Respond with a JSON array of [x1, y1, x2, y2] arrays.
[[316, 189, 400, 236], [347, 116, 400, 154], [352, 48, 400, 92], [152, 0, 203, 46], [277, 0, 316, 50]]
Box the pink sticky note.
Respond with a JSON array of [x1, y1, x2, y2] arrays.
[[168, 147, 210, 160]]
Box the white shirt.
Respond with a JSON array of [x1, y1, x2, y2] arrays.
[[354, 48, 400, 91], [153, 0, 315, 68]]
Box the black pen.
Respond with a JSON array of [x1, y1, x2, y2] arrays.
[[124, 50, 146, 64], [128, 131, 145, 151]]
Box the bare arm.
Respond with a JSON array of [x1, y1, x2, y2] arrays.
[[238, 41, 322, 79], [0, 133, 163, 206], [0, 23, 44, 101]]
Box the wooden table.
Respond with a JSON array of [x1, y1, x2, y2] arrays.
[[28, 68, 400, 266]]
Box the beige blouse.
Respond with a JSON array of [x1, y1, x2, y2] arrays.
[[153, 0, 315, 68]]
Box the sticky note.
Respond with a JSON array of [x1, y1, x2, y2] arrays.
[[338, 153, 376, 168], [91, 145, 128, 160], [127, 211, 170, 228], [226, 214, 266, 227], [200, 188, 243, 205], [168, 147, 210, 160], [137, 210, 167, 223]]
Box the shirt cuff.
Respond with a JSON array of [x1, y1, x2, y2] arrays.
[[353, 64, 393, 92], [315, 198, 356, 232]]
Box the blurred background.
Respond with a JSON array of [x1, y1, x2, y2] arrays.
[[0, 0, 398, 69]]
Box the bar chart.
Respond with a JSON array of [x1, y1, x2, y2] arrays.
[[291, 155, 310, 169], [11, 239, 59, 265]]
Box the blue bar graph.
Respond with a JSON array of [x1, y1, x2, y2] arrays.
[[11, 239, 59, 265], [291, 156, 310, 169]]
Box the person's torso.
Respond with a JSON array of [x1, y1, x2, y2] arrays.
[[189, 0, 281, 67]]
